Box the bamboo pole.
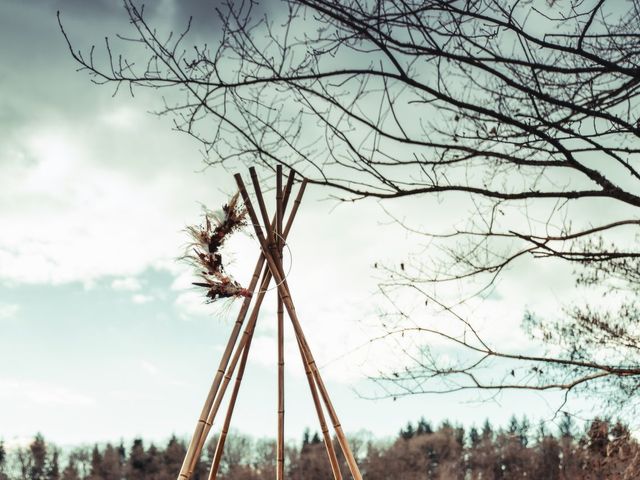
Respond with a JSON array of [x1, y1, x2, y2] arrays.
[[179, 173, 297, 480], [249, 167, 273, 241], [207, 272, 267, 479], [190, 266, 271, 474], [276, 165, 285, 480], [236, 174, 363, 480], [288, 287, 361, 479], [295, 335, 343, 479], [177, 250, 266, 480]]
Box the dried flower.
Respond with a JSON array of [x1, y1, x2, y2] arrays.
[[185, 193, 251, 301]]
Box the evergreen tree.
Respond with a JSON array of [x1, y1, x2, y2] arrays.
[[586, 418, 609, 456], [469, 420, 499, 480], [146, 445, 163, 478], [536, 420, 547, 443], [584, 418, 611, 480], [29, 434, 48, 480], [89, 445, 103, 480], [47, 449, 60, 480], [163, 435, 186, 479], [416, 417, 433, 436], [100, 444, 122, 480], [301, 429, 311, 448], [117, 442, 126, 466], [126, 439, 148, 480], [518, 416, 530, 447], [507, 415, 519, 435], [16, 448, 31, 479], [468, 427, 480, 448], [454, 426, 465, 448], [61, 460, 80, 480], [558, 414, 580, 479], [559, 412, 574, 439], [534, 435, 560, 480], [399, 422, 415, 440], [0, 441, 7, 480], [77, 450, 92, 479], [481, 419, 493, 441]]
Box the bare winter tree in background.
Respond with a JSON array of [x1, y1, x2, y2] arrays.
[[60, 0, 640, 413]]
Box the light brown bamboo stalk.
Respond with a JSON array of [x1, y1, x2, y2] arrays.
[[177, 251, 266, 480], [180, 174, 297, 480], [295, 334, 343, 479], [283, 180, 306, 239], [276, 165, 285, 480], [276, 165, 283, 248], [236, 174, 363, 480], [286, 285, 361, 479], [207, 277, 263, 479], [187, 263, 271, 475], [249, 167, 273, 240], [285, 287, 360, 479]]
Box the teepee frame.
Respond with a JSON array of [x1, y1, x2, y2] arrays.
[[176, 166, 363, 480]]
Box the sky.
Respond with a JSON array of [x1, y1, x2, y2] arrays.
[[0, 0, 595, 449]]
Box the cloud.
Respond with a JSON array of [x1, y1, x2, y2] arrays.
[[0, 1, 240, 289], [0, 378, 95, 406], [0, 303, 19, 320], [140, 360, 160, 376], [132, 293, 154, 304], [174, 290, 218, 319], [42, 0, 123, 17], [111, 277, 143, 291], [0, 116, 234, 288]]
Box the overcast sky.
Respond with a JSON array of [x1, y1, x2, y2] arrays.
[[0, 0, 593, 449]]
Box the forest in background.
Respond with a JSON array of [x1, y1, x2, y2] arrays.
[[1, 415, 639, 479]]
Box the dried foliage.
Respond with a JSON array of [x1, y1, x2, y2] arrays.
[[185, 193, 250, 301]]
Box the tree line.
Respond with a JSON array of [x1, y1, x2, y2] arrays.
[[2, 415, 639, 479]]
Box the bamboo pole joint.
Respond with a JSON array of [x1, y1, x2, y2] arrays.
[[177, 167, 362, 480]]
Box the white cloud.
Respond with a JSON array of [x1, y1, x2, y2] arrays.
[[0, 123, 235, 287], [140, 360, 160, 376], [100, 106, 140, 129], [132, 293, 154, 304], [0, 303, 19, 320], [0, 378, 95, 407], [174, 290, 217, 319], [170, 268, 196, 291], [111, 277, 143, 291]]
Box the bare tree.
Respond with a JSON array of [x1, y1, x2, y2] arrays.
[[59, 0, 640, 411]]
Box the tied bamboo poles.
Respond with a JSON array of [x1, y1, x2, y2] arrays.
[[177, 167, 362, 480], [207, 268, 270, 478], [177, 171, 296, 480], [185, 172, 298, 477], [235, 168, 363, 480], [205, 174, 304, 479]]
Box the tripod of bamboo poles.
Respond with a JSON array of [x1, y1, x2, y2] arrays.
[[176, 166, 363, 480]]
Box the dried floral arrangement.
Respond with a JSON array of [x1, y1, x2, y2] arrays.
[[185, 193, 251, 301]]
